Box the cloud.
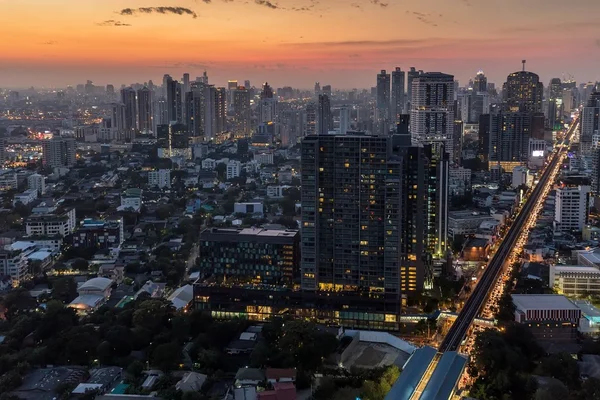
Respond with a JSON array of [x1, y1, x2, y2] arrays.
[[40, 40, 57, 45], [596, 39, 600, 48], [410, 11, 438, 26], [119, 7, 198, 18], [286, 38, 432, 48], [370, 0, 388, 7], [96, 19, 132, 26], [348, 53, 361, 58], [254, 0, 278, 9]]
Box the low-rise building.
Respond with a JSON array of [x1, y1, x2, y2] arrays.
[[68, 277, 113, 314], [13, 189, 38, 206], [148, 169, 171, 189], [0, 171, 18, 191], [25, 208, 76, 237], [255, 152, 274, 165], [512, 294, 581, 342], [198, 228, 300, 285], [551, 265, 600, 296], [119, 188, 143, 212], [227, 160, 242, 179], [234, 202, 264, 215], [27, 173, 46, 195], [448, 210, 496, 240], [72, 218, 124, 250]]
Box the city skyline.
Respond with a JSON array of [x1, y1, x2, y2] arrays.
[[1, 0, 600, 89]]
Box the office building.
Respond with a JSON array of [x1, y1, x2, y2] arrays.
[[581, 92, 600, 155], [551, 265, 600, 297], [182, 73, 190, 99], [72, 218, 124, 250], [198, 228, 300, 285], [339, 106, 350, 135], [512, 294, 580, 342], [301, 131, 447, 295], [488, 110, 533, 168], [185, 83, 206, 139], [554, 180, 590, 233], [406, 67, 421, 111], [27, 173, 46, 195], [376, 70, 391, 134], [25, 208, 77, 237], [503, 64, 543, 113], [153, 97, 169, 135], [391, 67, 405, 122], [305, 103, 317, 135], [110, 103, 126, 138], [473, 70, 487, 93], [148, 169, 171, 189], [233, 87, 251, 137], [259, 83, 277, 124], [42, 137, 76, 168], [165, 75, 183, 123], [410, 72, 455, 156], [0, 137, 6, 164], [317, 94, 333, 135], [121, 87, 137, 139], [137, 86, 153, 134], [547, 78, 563, 129], [280, 110, 304, 147]]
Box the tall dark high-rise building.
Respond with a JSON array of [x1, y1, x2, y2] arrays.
[[503, 65, 543, 113], [317, 94, 333, 135], [410, 72, 455, 157], [300, 131, 448, 296], [165, 76, 183, 123], [473, 70, 488, 93], [111, 103, 126, 137], [478, 113, 491, 164], [376, 70, 391, 133], [488, 110, 532, 164], [391, 67, 405, 123], [547, 78, 563, 129], [233, 87, 251, 137], [581, 92, 600, 155], [137, 87, 152, 134], [322, 85, 332, 99], [121, 87, 137, 139], [406, 67, 421, 110], [185, 83, 206, 139], [305, 102, 317, 135], [42, 137, 76, 167]]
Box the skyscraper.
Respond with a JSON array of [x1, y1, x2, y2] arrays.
[[305, 103, 317, 136], [406, 67, 421, 111], [488, 110, 532, 165], [317, 94, 333, 135], [153, 97, 169, 135], [581, 92, 600, 155], [376, 70, 391, 134], [339, 106, 350, 135], [300, 131, 448, 296], [110, 103, 126, 136], [233, 87, 251, 137], [391, 67, 405, 122], [185, 82, 206, 139], [165, 77, 183, 123], [121, 87, 137, 139], [314, 82, 321, 97], [259, 82, 277, 124], [410, 72, 455, 157], [473, 70, 488, 93], [137, 87, 153, 134], [503, 63, 543, 113], [547, 78, 563, 129]]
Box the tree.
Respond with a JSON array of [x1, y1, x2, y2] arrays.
[[132, 299, 171, 331], [535, 380, 569, 400], [50, 277, 78, 303], [71, 258, 89, 271], [0, 370, 22, 393], [182, 392, 203, 400], [126, 360, 145, 379], [536, 353, 580, 389], [152, 342, 181, 372]]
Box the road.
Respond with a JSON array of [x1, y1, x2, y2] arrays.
[[438, 118, 578, 353]]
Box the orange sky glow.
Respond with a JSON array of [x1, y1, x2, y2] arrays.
[[1, 0, 599, 88]]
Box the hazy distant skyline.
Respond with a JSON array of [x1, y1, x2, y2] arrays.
[[1, 0, 600, 89]]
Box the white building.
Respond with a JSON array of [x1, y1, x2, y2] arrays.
[[27, 173, 46, 195], [68, 277, 113, 314], [0, 246, 35, 287], [25, 208, 77, 237], [512, 166, 531, 188], [13, 189, 38, 207], [226, 160, 242, 180], [554, 185, 590, 233], [449, 167, 471, 185], [551, 265, 600, 297], [0, 171, 18, 191], [201, 158, 216, 170], [148, 169, 171, 189], [255, 153, 274, 165], [339, 106, 350, 135], [119, 188, 143, 212], [267, 185, 289, 199]]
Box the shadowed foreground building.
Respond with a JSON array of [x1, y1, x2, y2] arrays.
[[194, 130, 449, 330]]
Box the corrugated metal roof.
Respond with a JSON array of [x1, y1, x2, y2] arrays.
[[420, 352, 467, 400], [384, 346, 437, 400]]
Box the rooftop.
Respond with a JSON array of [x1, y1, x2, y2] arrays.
[[420, 352, 468, 400], [512, 294, 579, 311], [384, 346, 437, 400], [553, 265, 600, 274]]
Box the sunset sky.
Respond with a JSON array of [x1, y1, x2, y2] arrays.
[[1, 0, 599, 89]]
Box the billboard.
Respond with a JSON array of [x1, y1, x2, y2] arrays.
[[532, 150, 544, 157]]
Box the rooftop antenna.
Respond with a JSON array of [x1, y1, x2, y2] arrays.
[[522, 60, 526, 72]]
